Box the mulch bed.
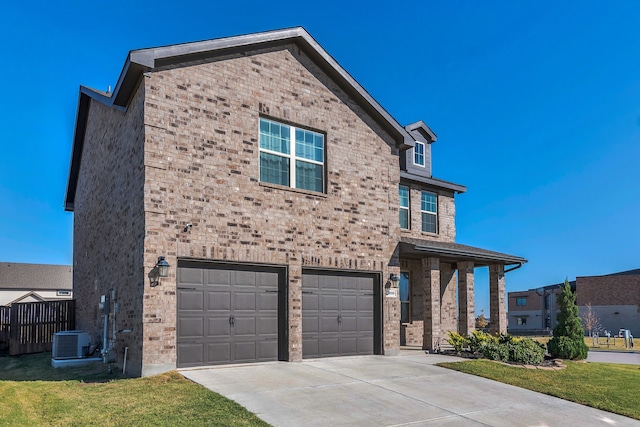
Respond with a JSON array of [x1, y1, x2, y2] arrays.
[[439, 350, 567, 370]]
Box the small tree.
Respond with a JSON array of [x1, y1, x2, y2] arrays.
[[581, 303, 602, 346], [475, 313, 488, 329], [547, 279, 589, 360]]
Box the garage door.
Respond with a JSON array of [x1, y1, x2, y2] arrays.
[[177, 262, 284, 368], [302, 271, 379, 358]]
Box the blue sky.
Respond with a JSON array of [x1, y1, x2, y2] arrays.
[[1, 1, 639, 315]]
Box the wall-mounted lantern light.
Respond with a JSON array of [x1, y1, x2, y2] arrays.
[[389, 273, 400, 288], [156, 256, 170, 278]]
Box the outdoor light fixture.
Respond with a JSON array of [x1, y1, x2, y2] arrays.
[[156, 256, 170, 278], [389, 273, 400, 288]]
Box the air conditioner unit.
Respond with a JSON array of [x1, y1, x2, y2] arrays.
[[52, 331, 91, 359]]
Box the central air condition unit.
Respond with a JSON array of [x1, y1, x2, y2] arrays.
[[52, 331, 91, 359]]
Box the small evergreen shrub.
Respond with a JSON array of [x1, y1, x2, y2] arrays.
[[481, 342, 509, 362], [447, 332, 468, 353], [509, 339, 545, 364], [468, 330, 488, 353], [547, 279, 589, 360], [547, 336, 588, 360]]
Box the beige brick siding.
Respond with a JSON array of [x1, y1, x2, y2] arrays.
[[140, 44, 401, 369], [399, 259, 458, 347], [73, 86, 146, 375], [399, 183, 455, 242]]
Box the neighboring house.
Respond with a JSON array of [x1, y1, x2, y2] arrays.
[[0, 263, 73, 306], [577, 269, 640, 334], [507, 281, 575, 334], [64, 27, 526, 376]]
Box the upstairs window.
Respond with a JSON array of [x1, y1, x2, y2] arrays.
[[516, 297, 527, 306], [421, 191, 437, 233], [413, 142, 425, 166], [259, 118, 325, 193], [399, 186, 410, 229]]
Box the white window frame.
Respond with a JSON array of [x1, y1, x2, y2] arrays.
[[420, 191, 437, 234], [413, 141, 425, 167], [259, 118, 325, 192], [399, 185, 410, 230]]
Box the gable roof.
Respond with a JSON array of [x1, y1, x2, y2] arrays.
[[64, 27, 420, 211], [0, 263, 73, 291], [405, 121, 437, 144]]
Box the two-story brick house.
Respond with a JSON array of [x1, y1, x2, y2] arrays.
[[65, 27, 526, 376]]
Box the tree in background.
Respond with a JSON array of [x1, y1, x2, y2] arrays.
[[547, 279, 589, 360], [581, 303, 602, 346], [475, 311, 488, 329]]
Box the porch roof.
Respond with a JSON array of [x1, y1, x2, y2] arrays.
[[399, 237, 527, 267]]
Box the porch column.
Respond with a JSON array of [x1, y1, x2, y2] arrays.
[[440, 263, 457, 336], [422, 257, 440, 350], [458, 261, 475, 335], [489, 264, 507, 334]]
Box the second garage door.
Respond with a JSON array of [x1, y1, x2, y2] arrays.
[[302, 270, 380, 358]]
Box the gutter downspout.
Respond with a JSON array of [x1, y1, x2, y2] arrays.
[[504, 262, 523, 273]]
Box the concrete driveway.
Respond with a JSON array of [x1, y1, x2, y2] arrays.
[[181, 351, 639, 426]]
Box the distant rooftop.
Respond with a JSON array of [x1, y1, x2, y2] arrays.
[[0, 262, 72, 290]]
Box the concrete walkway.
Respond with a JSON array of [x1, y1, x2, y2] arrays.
[[181, 352, 639, 427]]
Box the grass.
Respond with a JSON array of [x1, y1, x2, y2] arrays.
[[438, 359, 640, 420], [0, 352, 270, 426], [529, 336, 635, 351]]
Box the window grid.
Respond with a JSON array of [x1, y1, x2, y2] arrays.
[[259, 118, 324, 192], [414, 142, 425, 166], [421, 191, 437, 233], [399, 186, 410, 229], [516, 297, 527, 306]]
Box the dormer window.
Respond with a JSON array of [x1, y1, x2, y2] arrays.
[[413, 142, 425, 167]]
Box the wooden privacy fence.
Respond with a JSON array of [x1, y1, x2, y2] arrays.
[[0, 300, 76, 355]]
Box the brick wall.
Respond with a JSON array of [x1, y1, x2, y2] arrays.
[[400, 183, 456, 242], [140, 44, 401, 371], [73, 86, 146, 375], [577, 275, 640, 306], [399, 259, 458, 347]]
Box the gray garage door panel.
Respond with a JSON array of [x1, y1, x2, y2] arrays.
[[177, 263, 282, 368], [302, 271, 376, 359]]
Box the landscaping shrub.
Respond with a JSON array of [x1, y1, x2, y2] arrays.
[[447, 332, 468, 353], [548, 335, 588, 360], [509, 338, 545, 365], [468, 330, 488, 353], [547, 279, 589, 360], [447, 331, 544, 365], [481, 342, 509, 362]]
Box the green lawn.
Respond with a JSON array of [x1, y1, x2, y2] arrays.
[[438, 359, 640, 420], [0, 352, 270, 426]]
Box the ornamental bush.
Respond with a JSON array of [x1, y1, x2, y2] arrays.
[[509, 338, 545, 365], [547, 279, 589, 360], [481, 342, 509, 362], [468, 330, 488, 353], [548, 335, 588, 360], [447, 332, 468, 353]]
